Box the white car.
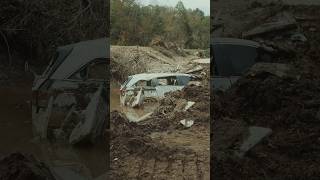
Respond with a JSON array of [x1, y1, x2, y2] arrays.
[[120, 73, 193, 106]]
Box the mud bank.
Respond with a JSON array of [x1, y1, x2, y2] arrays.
[[213, 73, 320, 179], [212, 1, 320, 179], [110, 84, 210, 179]]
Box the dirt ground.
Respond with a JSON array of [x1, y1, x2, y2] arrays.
[[212, 0, 320, 179], [109, 85, 210, 179], [109, 45, 210, 179]]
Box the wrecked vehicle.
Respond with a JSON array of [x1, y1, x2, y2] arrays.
[[120, 73, 193, 107], [211, 38, 273, 91], [32, 38, 109, 145]]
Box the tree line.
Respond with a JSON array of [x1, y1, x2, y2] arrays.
[[111, 0, 210, 49]]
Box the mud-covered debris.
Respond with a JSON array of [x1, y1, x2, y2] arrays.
[[173, 99, 188, 112], [51, 167, 89, 180], [186, 65, 204, 74], [32, 96, 54, 139], [69, 85, 107, 145], [137, 112, 153, 122], [130, 88, 144, 108], [0, 153, 56, 180], [236, 126, 272, 158], [290, 32, 307, 42], [213, 73, 320, 178], [53, 93, 76, 108], [192, 58, 210, 64], [184, 101, 195, 111], [180, 119, 194, 128], [245, 62, 298, 79], [243, 12, 297, 38]]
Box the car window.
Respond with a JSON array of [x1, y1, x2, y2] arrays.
[[69, 59, 106, 81], [157, 76, 178, 86], [176, 76, 190, 85], [88, 61, 107, 80], [136, 80, 148, 87], [70, 67, 88, 80], [213, 44, 258, 76]]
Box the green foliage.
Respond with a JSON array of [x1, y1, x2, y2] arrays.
[[111, 0, 209, 49]]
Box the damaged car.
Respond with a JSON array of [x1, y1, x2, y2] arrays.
[[32, 38, 109, 145], [211, 37, 273, 91], [120, 73, 193, 107]]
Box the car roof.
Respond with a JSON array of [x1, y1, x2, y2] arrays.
[[51, 38, 109, 79], [125, 73, 192, 87]]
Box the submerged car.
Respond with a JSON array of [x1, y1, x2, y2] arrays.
[[32, 38, 109, 145], [120, 73, 193, 106], [211, 38, 273, 91]]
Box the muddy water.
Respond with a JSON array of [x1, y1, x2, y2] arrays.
[[0, 82, 106, 178], [110, 81, 158, 122]]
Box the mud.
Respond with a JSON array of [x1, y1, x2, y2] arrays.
[[138, 84, 210, 132], [213, 74, 320, 179], [0, 153, 55, 180], [212, 1, 320, 179], [109, 106, 210, 180]]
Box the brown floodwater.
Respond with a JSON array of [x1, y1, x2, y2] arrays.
[[0, 80, 106, 178]]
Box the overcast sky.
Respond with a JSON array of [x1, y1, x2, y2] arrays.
[[136, 0, 210, 15]]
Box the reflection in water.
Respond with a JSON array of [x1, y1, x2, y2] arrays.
[[110, 81, 158, 122]]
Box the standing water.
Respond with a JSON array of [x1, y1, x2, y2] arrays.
[[0, 79, 106, 178]]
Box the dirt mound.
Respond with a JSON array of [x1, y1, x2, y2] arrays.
[[110, 111, 142, 138], [0, 153, 55, 180], [140, 84, 210, 132], [110, 111, 191, 159], [109, 111, 202, 179], [212, 73, 320, 179], [217, 74, 320, 127], [150, 37, 185, 56]]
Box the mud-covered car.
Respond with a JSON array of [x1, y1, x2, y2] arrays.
[[211, 38, 273, 91], [120, 73, 193, 107], [32, 38, 109, 145]]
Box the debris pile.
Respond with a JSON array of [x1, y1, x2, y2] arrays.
[[212, 2, 320, 178], [139, 84, 210, 131], [150, 38, 186, 56], [109, 111, 202, 179], [0, 153, 55, 180], [33, 83, 107, 145], [212, 73, 320, 179], [110, 83, 210, 179]]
